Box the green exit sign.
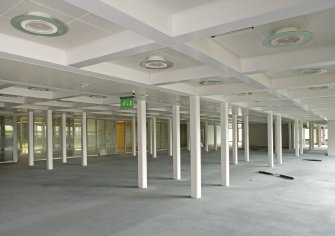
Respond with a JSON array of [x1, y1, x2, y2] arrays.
[[120, 96, 134, 109]]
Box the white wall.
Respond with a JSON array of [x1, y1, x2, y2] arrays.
[[328, 120, 335, 156]]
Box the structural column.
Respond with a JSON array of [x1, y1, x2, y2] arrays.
[[221, 102, 229, 187], [137, 96, 147, 188], [190, 96, 201, 198], [317, 124, 321, 147], [232, 108, 238, 165], [12, 116, 18, 163], [173, 104, 181, 180], [288, 121, 292, 150], [152, 117, 157, 158], [81, 112, 87, 166], [214, 122, 218, 151], [204, 120, 209, 152], [132, 117, 136, 157], [309, 122, 314, 151], [28, 111, 34, 166], [275, 115, 282, 164], [243, 111, 249, 162], [61, 113, 67, 163], [46, 110, 53, 170], [168, 118, 172, 156], [149, 119, 153, 155], [299, 121, 304, 155], [295, 120, 300, 156], [267, 113, 274, 168], [187, 121, 191, 151]]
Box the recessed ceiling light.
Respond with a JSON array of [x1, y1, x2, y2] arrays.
[[139, 55, 173, 69], [11, 11, 68, 37], [199, 80, 224, 86], [308, 86, 331, 90], [295, 68, 328, 76], [0, 94, 19, 98], [263, 27, 313, 48], [80, 82, 89, 88], [233, 92, 253, 96], [28, 86, 49, 91], [88, 95, 106, 99]]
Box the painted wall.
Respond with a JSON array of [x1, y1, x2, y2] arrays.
[[328, 120, 335, 156]]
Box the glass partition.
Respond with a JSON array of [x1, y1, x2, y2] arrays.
[[0, 116, 14, 162]]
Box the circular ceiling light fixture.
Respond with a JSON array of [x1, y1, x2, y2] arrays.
[[199, 79, 224, 86], [263, 27, 313, 48], [28, 86, 49, 91], [295, 68, 328, 76], [233, 92, 253, 96], [11, 11, 68, 37], [88, 95, 106, 99], [139, 55, 173, 69], [0, 94, 19, 98], [308, 86, 331, 90]]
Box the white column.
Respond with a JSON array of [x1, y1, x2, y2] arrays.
[[149, 119, 153, 155], [204, 120, 209, 152], [299, 121, 304, 155], [61, 113, 67, 163], [214, 122, 218, 151], [311, 122, 315, 151], [12, 116, 18, 163], [190, 96, 201, 198], [232, 108, 238, 165], [268, 113, 274, 168], [275, 115, 282, 164], [220, 102, 229, 187], [173, 104, 181, 180], [137, 96, 147, 188], [132, 117, 136, 157], [317, 124, 321, 147], [81, 112, 87, 166], [288, 121, 292, 150], [46, 110, 53, 170], [295, 120, 300, 156], [28, 111, 34, 166], [187, 121, 191, 151], [243, 112, 249, 162], [114, 121, 118, 154], [168, 118, 173, 156], [152, 116, 157, 158], [309, 122, 313, 151]]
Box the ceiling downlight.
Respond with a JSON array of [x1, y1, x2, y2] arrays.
[[140, 56, 173, 69], [199, 80, 224, 86], [295, 68, 328, 76], [263, 27, 313, 48], [308, 86, 331, 91], [11, 12, 68, 37], [28, 86, 49, 91]]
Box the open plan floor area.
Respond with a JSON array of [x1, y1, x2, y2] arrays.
[[1, 1, 335, 235], [1, 149, 334, 236]]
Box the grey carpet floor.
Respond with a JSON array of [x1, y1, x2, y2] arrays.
[[0, 149, 334, 236]]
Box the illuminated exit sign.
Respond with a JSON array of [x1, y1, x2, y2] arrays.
[[120, 96, 134, 109]]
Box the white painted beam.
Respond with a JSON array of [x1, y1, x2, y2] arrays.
[[232, 108, 238, 165]]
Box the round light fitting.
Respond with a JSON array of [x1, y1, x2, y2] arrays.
[[308, 86, 331, 90], [295, 68, 328, 76], [28, 86, 49, 91], [140, 55, 173, 69], [263, 27, 313, 48], [88, 95, 106, 99], [199, 80, 224, 86], [11, 12, 68, 37]]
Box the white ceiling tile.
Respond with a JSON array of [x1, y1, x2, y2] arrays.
[[4, 0, 74, 23], [0, 0, 21, 16], [30, 0, 88, 18], [79, 14, 125, 34]]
